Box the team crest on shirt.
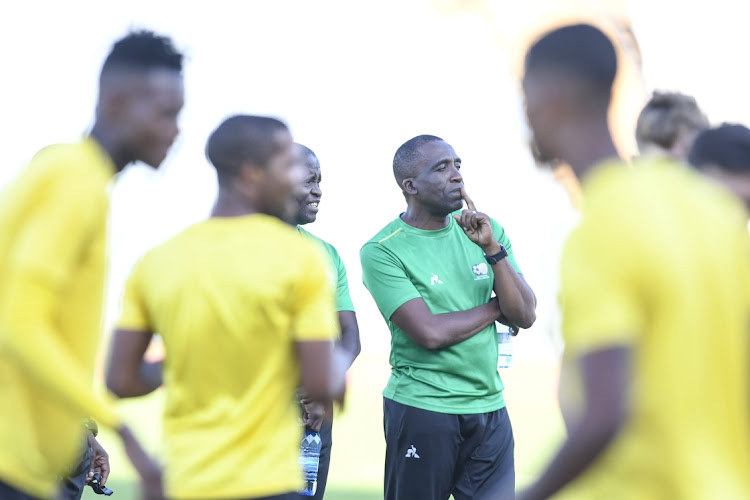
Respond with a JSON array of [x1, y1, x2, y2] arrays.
[[472, 263, 490, 280]]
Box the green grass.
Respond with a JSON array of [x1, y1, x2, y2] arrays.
[[82, 352, 564, 499]]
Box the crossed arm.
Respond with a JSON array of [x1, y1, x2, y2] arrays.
[[390, 296, 502, 350]]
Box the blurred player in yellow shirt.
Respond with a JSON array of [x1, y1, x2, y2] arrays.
[[520, 24, 750, 499], [106, 115, 347, 500], [0, 31, 184, 500]]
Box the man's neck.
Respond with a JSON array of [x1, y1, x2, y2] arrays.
[[89, 123, 131, 173], [559, 119, 620, 181], [401, 205, 450, 230], [211, 187, 260, 218]]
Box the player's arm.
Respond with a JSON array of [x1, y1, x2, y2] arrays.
[[332, 256, 361, 366], [487, 253, 536, 329], [390, 297, 501, 350], [106, 257, 163, 398], [519, 345, 631, 500], [294, 244, 348, 401], [296, 341, 348, 401], [106, 329, 163, 398], [337, 311, 361, 367], [454, 188, 536, 329], [0, 176, 120, 428]]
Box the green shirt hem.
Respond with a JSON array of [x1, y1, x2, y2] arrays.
[[382, 389, 506, 415]]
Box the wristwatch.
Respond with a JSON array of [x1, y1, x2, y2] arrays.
[[484, 245, 508, 265]]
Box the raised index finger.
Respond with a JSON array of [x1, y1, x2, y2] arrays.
[[460, 187, 477, 212]]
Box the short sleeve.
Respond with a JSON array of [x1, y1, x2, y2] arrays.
[[290, 241, 338, 341], [490, 219, 521, 274], [330, 246, 355, 312], [360, 242, 422, 320], [560, 215, 642, 353], [117, 257, 152, 331]]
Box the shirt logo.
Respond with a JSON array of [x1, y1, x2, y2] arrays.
[[472, 263, 490, 280], [430, 274, 444, 285], [405, 445, 420, 458]]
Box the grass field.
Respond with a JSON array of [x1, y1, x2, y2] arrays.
[[82, 351, 564, 499]]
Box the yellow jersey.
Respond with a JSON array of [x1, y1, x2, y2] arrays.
[[118, 214, 338, 499], [557, 158, 750, 499], [0, 138, 120, 498]]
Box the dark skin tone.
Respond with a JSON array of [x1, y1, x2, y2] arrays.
[[68, 67, 184, 499], [291, 144, 361, 431], [107, 132, 348, 440], [91, 68, 184, 172], [519, 347, 630, 500], [518, 68, 630, 499], [391, 140, 536, 350]]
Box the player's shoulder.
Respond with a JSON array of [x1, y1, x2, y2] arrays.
[[360, 217, 406, 263], [32, 139, 110, 172], [26, 139, 113, 193], [582, 160, 637, 207], [362, 217, 405, 248], [298, 225, 340, 256]]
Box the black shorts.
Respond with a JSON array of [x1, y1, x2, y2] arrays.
[[383, 397, 515, 500]]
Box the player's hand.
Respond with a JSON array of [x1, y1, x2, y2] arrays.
[[118, 425, 164, 500], [497, 313, 520, 336], [301, 399, 326, 432], [86, 434, 110, 486], [452, 188, 498, 253]]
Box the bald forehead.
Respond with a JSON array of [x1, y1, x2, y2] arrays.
[[293, 144, 320, 170], [416, 140, 459, 168]]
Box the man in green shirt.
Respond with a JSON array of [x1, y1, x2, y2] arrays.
[[360, 135, 536, 500], [292, 143, 361, 499]]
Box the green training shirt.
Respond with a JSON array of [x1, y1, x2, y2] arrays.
[[298, 225, 355, 312], [360, 213, 521, 414]]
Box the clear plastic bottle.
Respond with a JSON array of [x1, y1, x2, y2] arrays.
[[299, 429, 322, 496], [497, 326, 514, 369]]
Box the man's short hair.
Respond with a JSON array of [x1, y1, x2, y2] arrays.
[[525, 24, 617, 106], [206, 115, 289, 186], [688, 123, 750, 174], [393, 135, 444, 187], [636, 92, 708, 150], [101, 30, 183, 79], [295, 143, 320, 169]]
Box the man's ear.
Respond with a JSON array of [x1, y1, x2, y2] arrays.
[[238, 162, 265, 185], [402, 178, 417, 195], [98, 88, 127, 123]]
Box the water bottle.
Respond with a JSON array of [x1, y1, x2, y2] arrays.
[[299, 429, 322, 496], [497, 327, 514, 369]]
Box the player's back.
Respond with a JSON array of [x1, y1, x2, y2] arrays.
[[0, 139, 115, 497], [121, 213, 337, 498], [560, 158, 750, 498]]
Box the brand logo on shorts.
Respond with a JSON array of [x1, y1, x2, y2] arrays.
[[472, 263, 490, 280], [430, 274, 443, 285], [405, 445, 420, 458]]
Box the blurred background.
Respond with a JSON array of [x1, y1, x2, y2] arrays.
[[2, 1, 749, 498]]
